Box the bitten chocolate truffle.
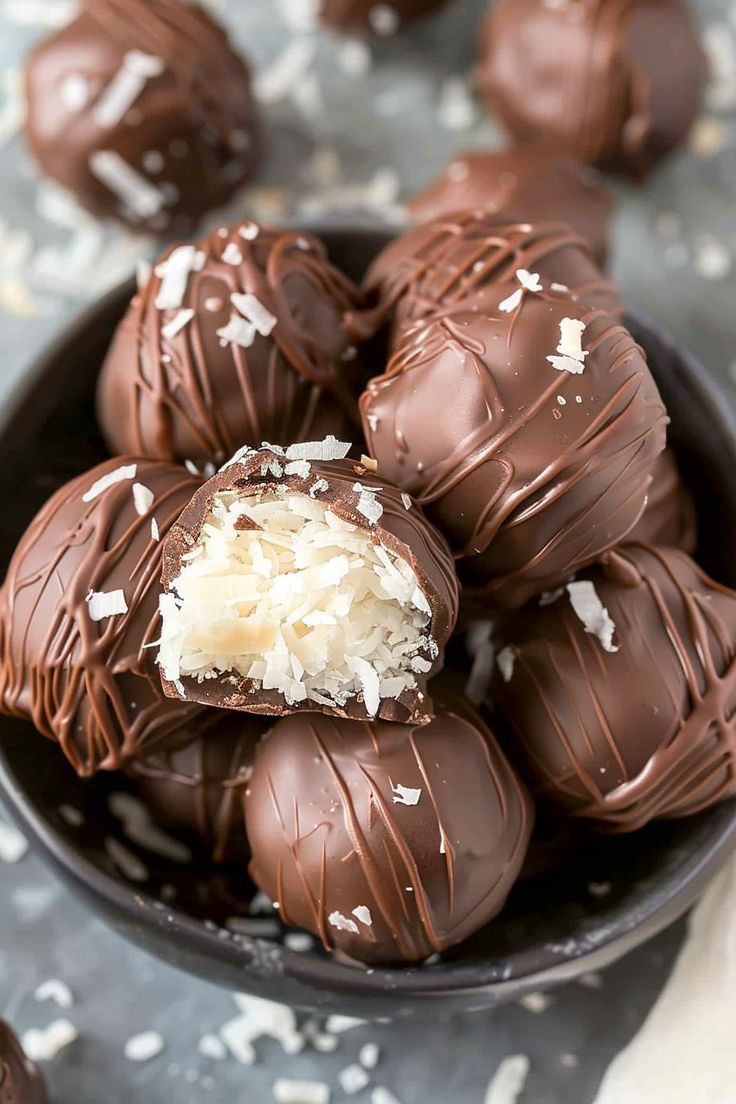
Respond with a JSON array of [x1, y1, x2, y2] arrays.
[[0, 457, 207, 776], [351, 213, 620, 348], [409, 148, 613, 267], [491, 544, 736, 831], [97, 223, 365, 466], [627, 448, 697, 553], [0, 1020, 47, 1104], [129, 713, 264, 862], [361, 292, 668, 609], [476, 0, 706, 180], [25, 0, 260, 234], [318, 0, 447, 35], [245, 701, 533, 964], [158, 441, 458, 724]]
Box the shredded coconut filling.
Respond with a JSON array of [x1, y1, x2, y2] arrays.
[[158, 490, 436, 711]]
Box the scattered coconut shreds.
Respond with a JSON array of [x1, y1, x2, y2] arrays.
[[328, 910, 360, 935], [198, 1034, 227, 1061], [285, 437, 351, 462], [273, 1079, 330, 1104], [221, 995, 304, 1065], [566, 580, 618, 653], [436, 76, 476, 131], [352, 483, 384, 525], [360, 1043, 380, 1070], [339, 39, 372, 77], [82, 463, 137, 501], [222, 242, 244, 265], [124, 1031, 165, 1063], [400, 493, 412, 510], [89, 150, 165, 219], [325, 1015, 366, 1035], [517, 268, 542, 292], [93, 51, 165, 129], [35, 980, 74, 1010], [22, 1020, 78, 1062], [340, 1064, 371, 1095], [108, 792, 192, 863], [104, 837, 149, 882], [184, 459, 201, 475], [547, 317, 588, 374], [520, 991, 552, 1014], [551, 281, 569, 292], [390, 781, 422, 806], [0, 821, 28, 863], [484, 1055, 531, 1104], [161, 308, 195, 340], [132, 482, 154, 516], [352, 905, 373, 927], [499, 287, 523, 314], [371, 1090, 403, 1104], [154, 245, 205, 310], [86, 589, 128, 622], [496, 646, 515, 684], [284, 931, 314, 952], [239, 221, 260, 241], [309, 479, 329, 498], [151, 517, 160, 542], [217, 317, 257, 349], [285, 459, 311, 478], [231, 291, 277, 336], [254, 38, 317, 105]]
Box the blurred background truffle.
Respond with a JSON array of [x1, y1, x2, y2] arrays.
[[0, 1019, 47, 1104]]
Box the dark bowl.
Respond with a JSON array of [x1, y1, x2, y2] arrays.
[[1, 226, 736, 1018]]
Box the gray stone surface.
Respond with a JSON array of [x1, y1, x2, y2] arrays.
[[0, 0, 735, 1100]]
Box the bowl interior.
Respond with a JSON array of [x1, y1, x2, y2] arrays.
[[1, 226, 735, 1017]]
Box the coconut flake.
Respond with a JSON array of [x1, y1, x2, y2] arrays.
[[496, 646, 515, 683], [400, 493, 412, 510], [154, 245, 205, 310], [109, 792, 191, 863], [517, 268, 543, 292], [104, 837, 149, 882], [35, 980, 74, 1009], [390, 781, 421, 806], [285, 459, 311, 478], [273, 1080, 330, 1104], [352, 482, 383, 525], [93, 51, 165, 128], [548, 317, 588, 373], [22, 1020, 78, 1062], [254, 39, 317, 104], [124, 1031, 165, 1063], [222, 242, 243, 265], [60, 72, 90, 111], [340, 1065, 370, 1094], [198, 1034, 227, 1060], [520, 992, 552, 1014], [347, 656, 380, 716], [309, 478, 329, 497], [0, 821, 28, 863], [566, 580, 618, 652], [59, 804, 84, 828], [484, 1055, 530, 1104], [161, 308, 195, 339], [151, 517, 160, 542], [352, 905, 373, 926], [132, 482, 154, 516], [547, 354, 586, 375], [340, 39, 372, 76], [85, 589, 127, 621], [217, 317, 257, 349], [328, 910, 360, 934], [221, 995, 304, 1065], [371, 1091, 403, 1104], [82, 463, 136, 501], [325, 1015, 366, 1034], [360, 1043, 380, 1070], [231, 291, 277, 335], [89, 150, 165, 219], [499, 287, 523, 314], [286, 437, 351, 461]]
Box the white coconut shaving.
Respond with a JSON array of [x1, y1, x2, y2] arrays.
[[254, 39, 318, 104], [198, 1034, 227, 1060], [273, 1080, 330, 1104], [566, 580, 618, 653], [352, 483, 383, 525], [352, 905, 373, 926], [239, 221, 260, 241], [35, 980, 74, 1009], [108, 792, 192, 863], [499, 268, 543, 313], [285, 437, 351, 461], [231, 291, 277, 335], [222, 242, 243, 265], [89, 150, 165, 219], [154, 245, 205, 310], [161, 308, 195, 340], [484, 1055, 530, 1104], [22, 1020, 78, 1062], [0, 821, 28, 863], [104, 837, 149, 882], [339, 1065, 370, 1094], [496, 646, 515, 683], [151, 517, 160, 542], [325, 1015, 366, 1034], [82, 463, 137, 501], [217, 317, 257, 349], [328, 911, 360, 934], [93, 51, 165, 128], [547, 317, 588, 374], [124, 1031, 165, 1062], [132, 482, 154, 516], [360, 1043, 380, 1070], [85, 589, 128, 621], [221, 994, 304, 1065], [390, 782, 422, 806], [285, 459, 311, 478]]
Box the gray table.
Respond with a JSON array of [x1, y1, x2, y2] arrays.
[[1, 0, 735, 1100]]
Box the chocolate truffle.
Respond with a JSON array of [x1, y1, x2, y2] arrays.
[[351, 214, 620, 348], [245, 701, 533, 964], [158, 441, 459, 724], [361, 292, 668, 609], [97, 223, 365, 466], [0, 457, 207, 776], [409, 148, 613, 267], [25, 0, 260, 233], [318, 0, 446, 35], [476, 0, 706, 180], [627, 448, 697, 553], [129, 712, 264, 862], [491, 543, 736, 831], [0, 1021, 47, 1104]]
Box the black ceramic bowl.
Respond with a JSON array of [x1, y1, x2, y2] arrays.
[[1, 227, 736, 1018]]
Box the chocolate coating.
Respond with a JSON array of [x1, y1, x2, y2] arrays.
[[0, 457, 207, 776], [97, 223, 365, 466], [160, 447, 459, 723], [350, 214, 620, 348], [129, 712, 264, 862], [409, 148, 613, 267], [319, 0, 446, 34], [25, 0, 260, 233], [628, 448, 697, 553], [476, 0, 705, 180], [0, 1020, 47, 1104], [361, 293, 668, 610], [245, 701, 533, 964], [491, 544, 736, 831]]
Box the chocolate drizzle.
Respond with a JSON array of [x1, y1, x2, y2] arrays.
[[0, 457, 207, 776], [491, 544, 736, 831], [361, 289, 668, 609], [245, 700, 533, 964], [628, 448, 697, 553], [0, 1019, 47, 1104], [97, 224, 365, 465], [476, 0, 705, 179]]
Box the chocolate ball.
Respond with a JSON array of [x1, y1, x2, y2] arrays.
[[476, 0, 705, 180], [97, 223, 366, 466], [245, 702, 534, 964], [351, 213, 620, 349], [158, 443, 459, 725], [25, 0, 261, 233], [361, 292, 668, 609], [129, 712, 265, 862], [409, 148, 613, 267], [319, 0, 447, 34], [0, 1021, 47, 1104], [491, 543, 736, 831], [628, 448, 697, 553], [0, 457, 208, 776]]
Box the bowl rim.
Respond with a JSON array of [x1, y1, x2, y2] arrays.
[[2, 224, 736, 1009]]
